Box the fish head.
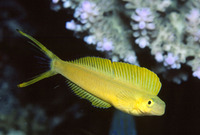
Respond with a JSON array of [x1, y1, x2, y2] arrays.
[[135, 95, 166, 116], [115, 90, 165, 116]]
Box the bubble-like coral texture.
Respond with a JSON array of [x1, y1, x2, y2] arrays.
[[51, 0, 200, 83]]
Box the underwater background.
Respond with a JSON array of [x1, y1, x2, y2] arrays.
[[1, 0, 200, 135]]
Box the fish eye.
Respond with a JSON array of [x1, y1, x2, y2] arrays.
[[147, 99, 154, 107], [148, 100, 152, 105]]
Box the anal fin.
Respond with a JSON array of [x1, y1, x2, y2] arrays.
[[67, 80, 111, 108]]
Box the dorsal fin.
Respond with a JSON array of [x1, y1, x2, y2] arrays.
[[71, 57, 161, 95], [71, 57, 113, 76], [67, 80, 111, 108], [112, 62, 161, 95]]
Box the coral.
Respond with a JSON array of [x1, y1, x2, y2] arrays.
[[53, 0, 138, 65], [131, 7, 155, 48], [51, 0, 200, 83]]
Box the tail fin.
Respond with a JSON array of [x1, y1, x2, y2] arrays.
[[17, 30, 60, 88], [18, 71, 57, 87]]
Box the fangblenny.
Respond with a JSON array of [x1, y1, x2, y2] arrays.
[[17, 30, 165, 116]]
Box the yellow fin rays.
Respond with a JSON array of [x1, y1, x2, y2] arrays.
[[71, 57, 161, 96], [67, 80, 111, 108], [113, 62, 161, 95]]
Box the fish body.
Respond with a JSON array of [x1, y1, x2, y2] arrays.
[[17, 30, 165, 116]]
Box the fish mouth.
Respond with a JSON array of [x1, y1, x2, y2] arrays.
[[138, 106, 165, 116], [140, 110, 165, 116], [128, 106, 165, 116], [151, 102, 166, 116], [151, 109, 165, 116]]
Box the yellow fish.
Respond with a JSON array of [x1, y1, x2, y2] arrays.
[[17, 30, 165, 116]]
